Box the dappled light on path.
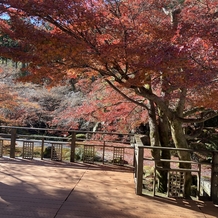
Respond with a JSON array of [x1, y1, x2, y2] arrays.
[[0, 158, 217, 218]]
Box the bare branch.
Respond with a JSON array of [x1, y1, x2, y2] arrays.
[[183, 107, 206, 117], [178, 111, 218, 124], [105, 79, 148, 110]]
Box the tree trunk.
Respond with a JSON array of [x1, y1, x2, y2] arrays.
[[147, 100, 160, 159], [148, 100, 170, 193], [170, 118, 192, 197], [158, 110, 171, 193]]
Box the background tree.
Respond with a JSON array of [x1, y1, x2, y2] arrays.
[[52, 78, 148, 133], [0, 62, 83, 130]]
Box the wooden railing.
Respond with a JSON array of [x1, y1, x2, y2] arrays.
[[134, 135, 218, 204], [134, 135, 144, 195], [0, 126, 135, 167], [1, 126, 217, 204]]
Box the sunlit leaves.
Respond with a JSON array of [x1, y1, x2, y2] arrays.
[[0, 0, 218, 130]]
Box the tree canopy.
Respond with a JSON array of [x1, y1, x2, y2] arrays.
[[0, 0, 217, 131], [0, 0, 217, 116]]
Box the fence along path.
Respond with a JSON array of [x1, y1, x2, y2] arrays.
[[0, 126, 135, 167], [1, 126, 218, 205]]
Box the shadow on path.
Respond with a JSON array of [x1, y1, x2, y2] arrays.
[[0, 157, 217, 218]]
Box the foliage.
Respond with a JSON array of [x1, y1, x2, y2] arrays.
[[0, 64, 22, 125], [0, 62, 85, 129], [0, 1, 217, 130], [52, 78, 148, 132], [195, 128, 218, 151]]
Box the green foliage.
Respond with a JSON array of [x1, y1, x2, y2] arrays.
[[74, 145, 100, 162], [200, 129, 218, 151], [0, 34, 18, 48], [205, 140, 218, 151], [142, 166, 155, 192], [76, 134, 86, 139], [75, 146, 84, 161], [43, 146, 51, 158], [62, 149, 70, 161], [33, 149, 41, 157]]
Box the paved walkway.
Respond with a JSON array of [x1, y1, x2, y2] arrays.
[[0, 158, 217, 218]]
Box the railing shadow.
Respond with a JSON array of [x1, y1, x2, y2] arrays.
[[0, 157, 134, 172], [139, 194, 218, 217], [0, 157, 217, 218]]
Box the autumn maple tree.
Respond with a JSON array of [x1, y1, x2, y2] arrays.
[[0, 0, 218, 196]]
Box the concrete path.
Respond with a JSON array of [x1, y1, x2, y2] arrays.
[[0, 158, 217, 218]]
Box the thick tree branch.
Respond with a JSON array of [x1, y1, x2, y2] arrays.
[[183, 107, 206, 117], [105, 79, 148, 110], [135, 86, 174, 120], [177, 111, 218, 124], [176, 87, 187, 116]]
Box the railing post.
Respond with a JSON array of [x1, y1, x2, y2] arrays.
[[134, 146, 137, 183], [10, 128, 16, 158], [197, 163, 201, 199], [153, 162, 157, 196], [41, 137, 44, 160], [136, 146, 144, 195], [0, 139, 3, 157], [70, 132, 76, 162], [132, 145, 136, 168], [211, 152, 218, 204], [103, 141, 105, 164]]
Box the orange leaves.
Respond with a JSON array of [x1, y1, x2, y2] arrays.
[[51, 76, 148, 132], [66, 69, 78, 79], [66, 68, 98, 80], [0, 0, 175, 87], [123, 71, 151, 88], [193, 88, 218, 110]]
